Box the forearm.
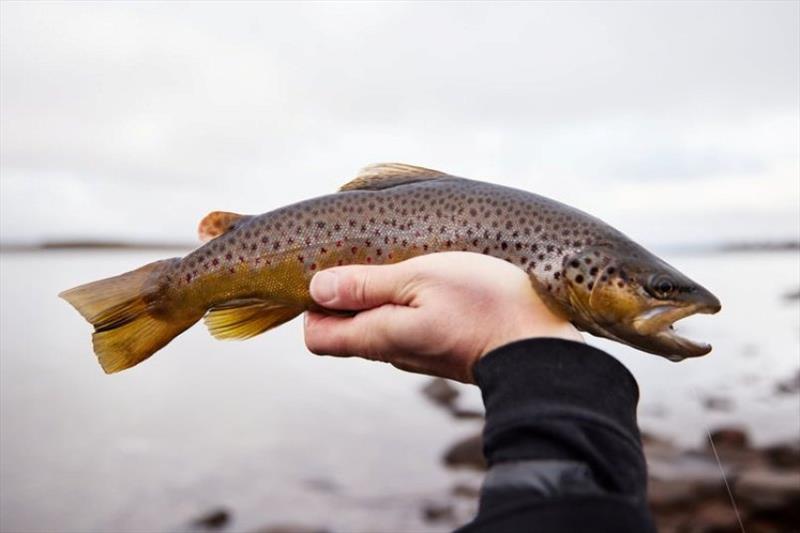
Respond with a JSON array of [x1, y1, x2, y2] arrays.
[[458, 338, 655, 533]]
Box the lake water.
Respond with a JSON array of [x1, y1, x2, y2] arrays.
[[1, 249, 798, 532]]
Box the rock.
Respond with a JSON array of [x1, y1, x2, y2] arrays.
[[736, 468, 800, 509], [783, 288, 800, 301], [775, 369, 800, 395], [701, 396, 734, 412], [303, 477, 339, 493], [692, 499, 744, 532], [763, 443, 800, 469], [421, 500, 455, 522], [443, 433, 486, 470], [647, 478, 703, 509], [451, 483, 481, 499], [192, 508, 231, 529], [448, 407, 484, 420], [421, 378, 459, 408], [708, 427, 750, 451]]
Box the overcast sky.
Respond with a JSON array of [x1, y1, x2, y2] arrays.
[[1, 1, 798, 246]]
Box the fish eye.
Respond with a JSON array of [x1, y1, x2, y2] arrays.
[[648, 275, 676, 298]]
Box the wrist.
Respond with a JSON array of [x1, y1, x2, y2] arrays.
[[480, 321, 583, 359]]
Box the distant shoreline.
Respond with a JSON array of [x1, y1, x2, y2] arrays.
[[0, 241, 195, 252], [0, 239, 797, 254]]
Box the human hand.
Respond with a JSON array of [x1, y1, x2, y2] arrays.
[[303, 252, 583, 383]]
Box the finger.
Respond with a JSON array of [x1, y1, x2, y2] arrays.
[[303, 306, 414, 360], [308, 263, 417, 311]]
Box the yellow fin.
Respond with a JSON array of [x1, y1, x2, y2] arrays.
[[339, 163, 451, 192], [59, 258, 202, 373], [198, 211, 249, 243], [204, 300, 302, 340]]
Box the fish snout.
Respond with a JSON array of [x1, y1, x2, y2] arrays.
[[693, 286, 722, 315]]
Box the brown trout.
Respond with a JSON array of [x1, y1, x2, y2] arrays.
[[60, 163, 721, 373]]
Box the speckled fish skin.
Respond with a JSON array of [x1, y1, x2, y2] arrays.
[[60, 163, 721, 373]]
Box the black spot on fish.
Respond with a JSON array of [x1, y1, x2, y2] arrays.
[[575, 275, 584, 284]]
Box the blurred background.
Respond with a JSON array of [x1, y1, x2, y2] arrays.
[[1, 2, 798, 532]]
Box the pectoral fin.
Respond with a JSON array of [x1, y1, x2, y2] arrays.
[[204, 300, 302, 340]]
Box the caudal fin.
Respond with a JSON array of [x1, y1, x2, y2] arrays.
[[59, 258, 199, 374]]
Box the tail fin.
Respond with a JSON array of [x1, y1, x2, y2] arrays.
[[59, 258, 200, 374]]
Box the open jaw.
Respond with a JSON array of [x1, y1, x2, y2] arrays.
[[633, 303, 721, 359]]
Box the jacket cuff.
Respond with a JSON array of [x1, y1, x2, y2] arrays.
[[474, 338, 641, 465]]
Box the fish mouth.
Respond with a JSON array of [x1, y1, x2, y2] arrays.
[[632, 299, 721, 360]]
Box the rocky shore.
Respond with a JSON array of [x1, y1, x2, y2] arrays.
[[424, 378, 800, 533], [188, 375, 798, 533]]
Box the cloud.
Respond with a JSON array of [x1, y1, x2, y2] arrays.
[[1, 1, 798, 244]]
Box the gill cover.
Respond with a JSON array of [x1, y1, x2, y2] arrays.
[[559, 246, 721, 361]]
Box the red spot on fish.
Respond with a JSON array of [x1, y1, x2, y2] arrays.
[[366, 257, 372, 263], [310, 263, 317, 270], [388, 253, 393, 259], [351, 247, 358, 254], [212, 258, 219, 266]]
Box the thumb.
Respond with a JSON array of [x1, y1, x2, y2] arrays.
[[309, 263, 415, 311]]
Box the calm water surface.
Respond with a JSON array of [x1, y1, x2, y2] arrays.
[[1, 250, 798, 532]]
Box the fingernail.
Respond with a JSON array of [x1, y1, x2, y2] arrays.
[[310, 270, 338, 304]]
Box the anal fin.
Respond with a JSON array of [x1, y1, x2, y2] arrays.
[[204, 300, 302, 340]]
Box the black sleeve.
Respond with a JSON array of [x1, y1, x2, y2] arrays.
[[455, 338, 655, 533]]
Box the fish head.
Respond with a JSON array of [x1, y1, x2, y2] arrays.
[[559, 244, 721, 361]]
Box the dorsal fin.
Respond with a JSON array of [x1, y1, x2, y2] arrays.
[[339, 163, 451, 192], [198, 211, 249, 243]]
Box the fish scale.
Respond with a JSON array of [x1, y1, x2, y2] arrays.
[[60, 163, 720, 373]]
